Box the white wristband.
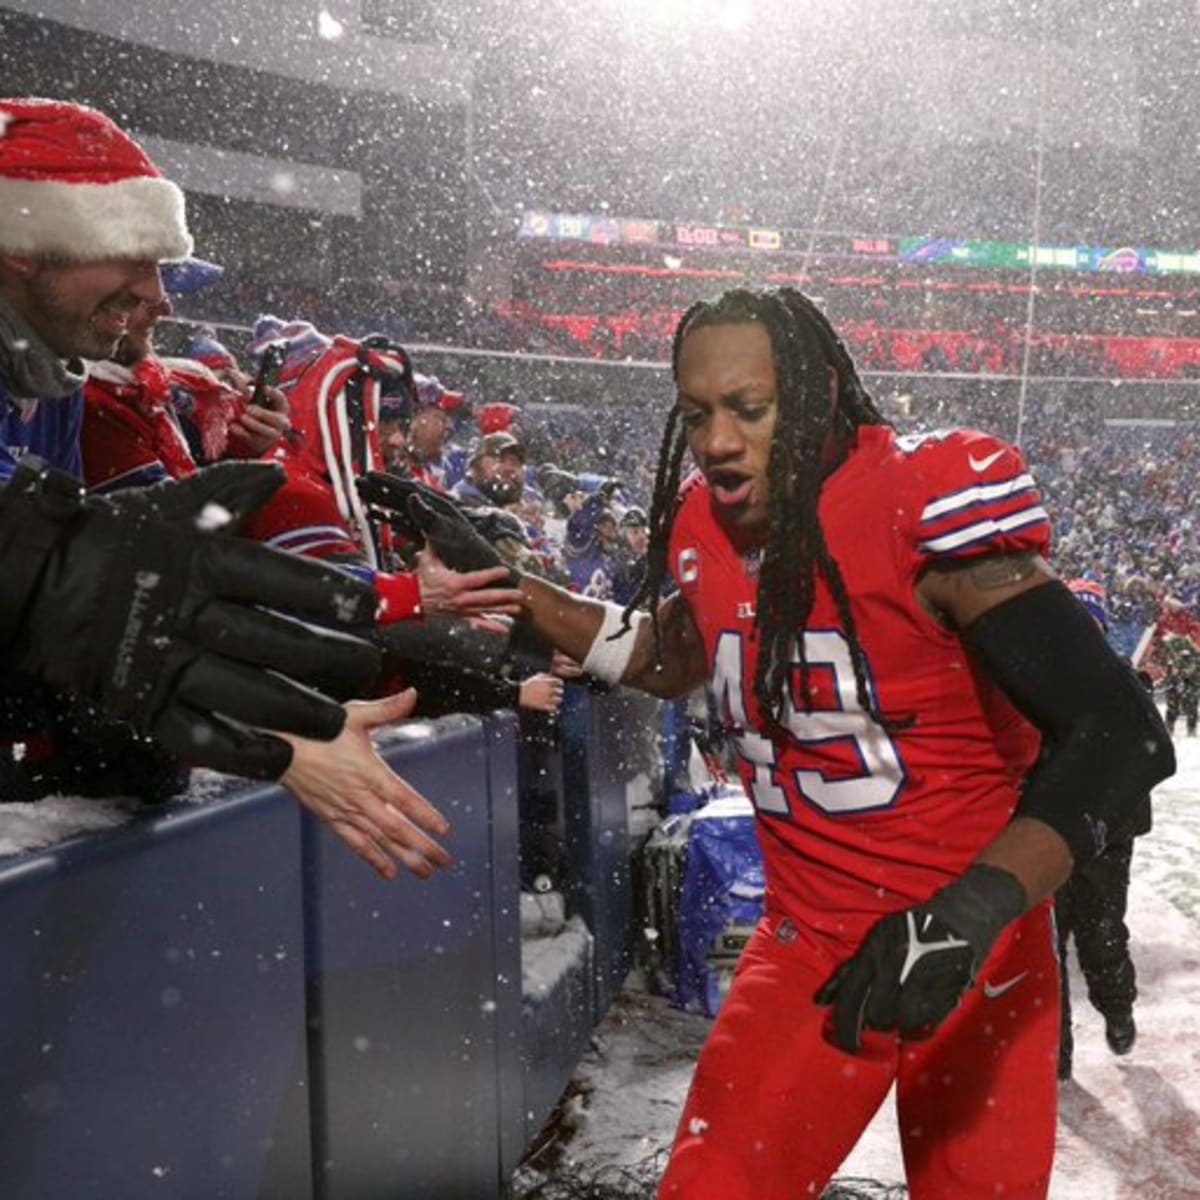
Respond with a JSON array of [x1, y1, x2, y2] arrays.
[[581, 602, 648, 685]]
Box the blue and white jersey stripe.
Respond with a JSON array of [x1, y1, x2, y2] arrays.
[[265, 524, 353, 557], [919, 472, 1038, 525], [918, 505, 1049, 555]]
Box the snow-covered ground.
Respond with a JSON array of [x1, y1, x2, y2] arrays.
[[515, 733, 1200, 1200]]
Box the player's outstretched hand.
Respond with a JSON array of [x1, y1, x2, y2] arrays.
[[815, 863, 1026, 1053], [4, 459, 381, 781], [280, 690, 453, 881]]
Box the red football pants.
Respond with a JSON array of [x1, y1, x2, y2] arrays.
[[658, 905, 1059, 1200]]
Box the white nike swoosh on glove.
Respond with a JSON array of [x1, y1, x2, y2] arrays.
[[968, 449, 1005, 472], [983, 970, 1029, 999]]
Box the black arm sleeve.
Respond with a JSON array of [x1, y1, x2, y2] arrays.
[[962, 581, 1175, 866], [371, 614, 551, 682], [402, 659, 520, 717]]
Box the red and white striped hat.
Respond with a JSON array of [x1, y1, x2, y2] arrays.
[[0, 97, 192, 262]]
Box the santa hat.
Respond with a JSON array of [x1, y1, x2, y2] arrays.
[[0, 97, 192, 262]]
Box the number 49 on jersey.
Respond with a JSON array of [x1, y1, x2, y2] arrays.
[[710, 629, 907, 818]]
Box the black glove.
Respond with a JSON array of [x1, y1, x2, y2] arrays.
[[3, 460, 381, 780], [405, 493, 519, 584], [464, 506, 529, 548], [815, 863, 1027, 1053], [357, 470, 462, 544]]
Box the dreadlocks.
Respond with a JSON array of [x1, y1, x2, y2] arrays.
[[621, 286, 897, 728]]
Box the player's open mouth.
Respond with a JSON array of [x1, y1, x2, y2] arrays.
[[707, 470, 754, 507]]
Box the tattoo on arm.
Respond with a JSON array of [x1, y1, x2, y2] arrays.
[[965, 553, 1038, 591]]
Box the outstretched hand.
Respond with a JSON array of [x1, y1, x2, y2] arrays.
[[6, 459, 381, 781], [279, 690, 453, 881], [407, 494, 518, 581], [415, 546, 522, 616], [551, 650, 584, 679], [518, 673, 565, 713]]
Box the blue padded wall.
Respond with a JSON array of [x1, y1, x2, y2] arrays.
[[484, 713, 529, 1183], [0, 784, 312, 1200], [303, 716, 519, 1200], [0, 698, 648, 1198], [560, 689, 653, 1016]]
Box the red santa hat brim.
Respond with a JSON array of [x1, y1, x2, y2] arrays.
[[0, 173, 192, 262], [0, 98, 192, 261]]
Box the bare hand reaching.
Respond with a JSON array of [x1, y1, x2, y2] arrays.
[[416, 548, 522, 617], [279, 690, 453, 881], [518, 673, 565, 713]]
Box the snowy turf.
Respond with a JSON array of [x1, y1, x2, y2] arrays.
[[517, 733, 1200, 1199]]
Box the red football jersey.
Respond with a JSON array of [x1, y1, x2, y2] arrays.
[[670, 425, 1051, 954]]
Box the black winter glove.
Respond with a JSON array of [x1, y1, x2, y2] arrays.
[[392, 490, 556, 676], [357, 470, 460, 544], [405, 493, 519, 584], [464, 506, 529, 548], [359, 472, 524, 582], [2, 459, 381, 780], [815, 863, 1027, 1053]]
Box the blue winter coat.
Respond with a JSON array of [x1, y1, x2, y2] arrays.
[[1, 374, 84, 484]]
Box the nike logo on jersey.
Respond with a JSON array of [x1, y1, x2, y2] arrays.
[[968, 449, 1005, 473], [983, 970, 1029, 1000]]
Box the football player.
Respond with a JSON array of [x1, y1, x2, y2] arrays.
[[410, 287, 1173, 1199]]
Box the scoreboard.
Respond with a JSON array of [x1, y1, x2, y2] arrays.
[[518, 208, 1200, 277], [520, 209, 896, 259]]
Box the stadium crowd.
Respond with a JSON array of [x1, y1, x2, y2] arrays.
[[176, 253, 1200, 384], [2, 96, 1197, 861]]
